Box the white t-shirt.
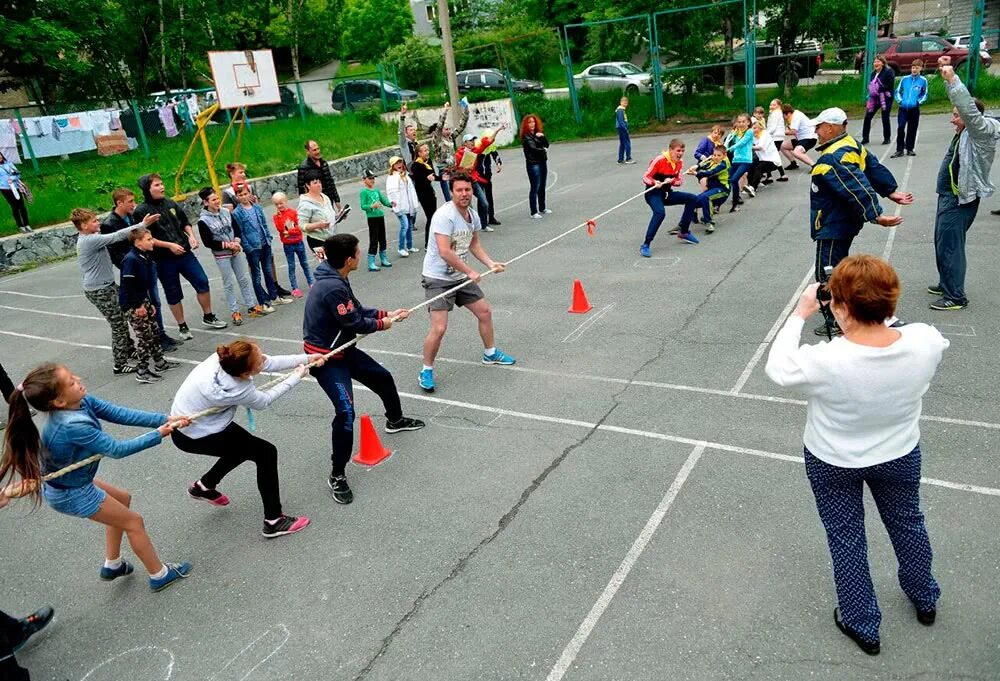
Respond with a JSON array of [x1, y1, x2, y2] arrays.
[[422, 201, 480, 281], [766, 109, 785, 140], [789, 111, 817, 141], [753, 130, 781, 165], [765, 316, 948, 468]]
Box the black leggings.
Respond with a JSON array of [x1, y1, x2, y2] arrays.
[[366, 216, 387, 255], [1, 189, 29, 228], [172, 423, 283, 519], [416, 190, 437, 248], [0, 609, 30, 680], [750, 160, 782, 189]]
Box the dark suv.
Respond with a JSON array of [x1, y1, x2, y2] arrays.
[[854, 36, 992, 72], [457, 69, 543, 93], [331, 80, 419, 112]]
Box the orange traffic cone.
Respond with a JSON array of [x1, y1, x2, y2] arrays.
[[352, 414, 394, 467], [568, 279, 593, 314]]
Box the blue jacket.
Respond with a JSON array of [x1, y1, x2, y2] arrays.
[[695, 157, 731, 193], [693, 136, 716, 162], [615, 106, 628, 132], [0, 160, 20, 191], [726, 130, 754, 164], [302, 262, 389, 357], [232, 202, 271, 251], [119, 247, 156, 310], [809, 134, 898, 241], [42, 395, 165, 490], [895, 74, 928, 109]]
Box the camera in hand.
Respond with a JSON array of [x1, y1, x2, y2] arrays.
[[816, 265, 834, 303]]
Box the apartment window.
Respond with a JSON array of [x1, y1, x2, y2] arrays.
[[425, 4, 436, 21]]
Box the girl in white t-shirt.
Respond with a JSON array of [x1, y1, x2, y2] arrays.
[[386, 156, 419, 258]]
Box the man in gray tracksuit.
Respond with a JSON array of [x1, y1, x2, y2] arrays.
[[930, 63, 1000, 311]]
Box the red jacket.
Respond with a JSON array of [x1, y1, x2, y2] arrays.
[[272, 207, 303, 245], [454, 136, 494, 184], [643, 153, 684, 188]]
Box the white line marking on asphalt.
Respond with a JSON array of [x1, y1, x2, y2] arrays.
[[881, 132, 917, 261], [5, 329, 999, 497], [545, 445, 706, 681], [5, 309, 999, 432], [562, 303, 615, 343], [936, 324, 976, 337], [0, 290, 85, 299], [631, 256, 679, 269]]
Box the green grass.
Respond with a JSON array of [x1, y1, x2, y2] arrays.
[[1, 114, 396, 236]]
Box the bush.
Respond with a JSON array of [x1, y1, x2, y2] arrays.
[[385, 37, 443, 89], [454, 20, 560, 81]]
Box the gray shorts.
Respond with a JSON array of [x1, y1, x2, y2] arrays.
[[422, 276, 485, 312]]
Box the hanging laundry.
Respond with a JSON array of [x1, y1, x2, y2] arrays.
[[158, 105, 178, 137]]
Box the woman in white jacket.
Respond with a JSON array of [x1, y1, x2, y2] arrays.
[[170, 340, 325, 538], [385, 155, 419, 258]]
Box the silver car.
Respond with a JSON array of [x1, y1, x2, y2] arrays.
[[574, 62, 653, 95]]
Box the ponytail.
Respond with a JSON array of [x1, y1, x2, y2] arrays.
[[1, 363, 63, 505], [217, 340, 258, 377]]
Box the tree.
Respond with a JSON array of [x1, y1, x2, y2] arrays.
[[340, 0, 413, 63], [384, 37, 442, 88]]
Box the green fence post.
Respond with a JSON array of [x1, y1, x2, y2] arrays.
[[377, 65, 389, 113], [295, 81, 307, 120], [744, 0, 757, 113], [13, 108, 39, 174], [130, 99, 151, 158], [562, 27, 583, 124], [504, 69, 520, 124], [648, 13, 665, 122], [966, 0, 985, 93], [862, 0, 878, 103]]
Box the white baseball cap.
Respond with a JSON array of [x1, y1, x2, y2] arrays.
[[809, 107, 848, 126]]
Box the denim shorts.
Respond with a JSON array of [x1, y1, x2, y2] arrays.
[[157, 251, 210, 305], [43, 482, 106, 518]]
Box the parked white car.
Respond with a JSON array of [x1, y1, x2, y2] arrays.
[[950, 34, 989, 53], [574, 62, 653, 95]]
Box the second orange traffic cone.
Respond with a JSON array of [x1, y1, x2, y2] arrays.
[[568, 279, 593, 314], [352, 414, 394, 467]]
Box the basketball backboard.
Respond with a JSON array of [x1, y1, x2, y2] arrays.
[[208, 50, 281, 109]]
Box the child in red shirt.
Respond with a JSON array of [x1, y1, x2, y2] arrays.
[[271, 192, 313, 296], [640, 138, 700, 255]]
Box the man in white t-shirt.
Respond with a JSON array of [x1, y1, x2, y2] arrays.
[[780, 104, 818, 170], [418, 170, 515, 393]]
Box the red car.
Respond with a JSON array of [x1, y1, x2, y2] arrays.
[[854, 35, 992, 73]]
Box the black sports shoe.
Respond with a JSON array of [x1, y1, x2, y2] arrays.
[[890, 151, 904, 158], [916, 606, 936, 626], [488, 219, 502, 226], [834, 608, 880, 655], [202, 314, 228, 329], [113, 364, 138, 375], [276, 284, 292, 297], [906, 150, 916, 156], [328, 475, 353, 504], [929, 297, 967, 311], [135, 369, 161, 384], [385, 416, 426, 433], [261, 514, 310, 538], [926, 284, 944, 296], [14, 606, 54, 652], [784, 162, 799, 170], [178, 323, 194, 340], [814, 322, 843, 337], [161, 334, 182, 352], [154, 358, 181, 372]]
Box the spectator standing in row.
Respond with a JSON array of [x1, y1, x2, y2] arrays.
[[271, 192, 313, 296], [298, 172, 338, 257], [521, 114, 550, 220], [133, 174, 228, 339], [929, 62, 1000, 311], [410, 144, 438, 248], [0, 151, 31, 233], [478, 139, 503, 227], [455, 126, 504, 232], [223, 162, 294, 299], [197, 187, 264, 325], [892, 59, 928, 158], [386, 156, 419, 257], [232, 185, 291, 310], [101, 188, 182, 352], [429, 101, 469, 202], [297, 140, 343, 214], [861, 55, 895, 146], [399, 103, 418, 166], [615, 97, 634, 165]]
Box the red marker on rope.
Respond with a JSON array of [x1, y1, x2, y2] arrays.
[[586, 219, 597, 237]]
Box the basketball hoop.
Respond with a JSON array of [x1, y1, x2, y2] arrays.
[[208, 49, 279, 110]]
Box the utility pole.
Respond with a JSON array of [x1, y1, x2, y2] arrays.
[[437, 0, 461, 126]]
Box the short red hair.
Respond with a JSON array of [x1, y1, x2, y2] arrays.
[[520, 114, 543, 139], [827, 254, 900, 324]]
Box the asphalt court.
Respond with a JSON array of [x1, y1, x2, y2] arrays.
[[2, 112, 1000, 679]]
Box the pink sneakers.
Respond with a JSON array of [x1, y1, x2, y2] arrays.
[[187, 481, 231, 507], [292, 288, 304, 298]]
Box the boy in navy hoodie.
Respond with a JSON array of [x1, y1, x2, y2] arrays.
[[892, 59, 929, 158], [120, 228, 179, 383]]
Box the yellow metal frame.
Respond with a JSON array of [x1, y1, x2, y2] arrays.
[[173, 103, 248, 202]]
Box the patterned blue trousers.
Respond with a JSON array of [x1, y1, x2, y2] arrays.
[[805, 445, 939, 643]]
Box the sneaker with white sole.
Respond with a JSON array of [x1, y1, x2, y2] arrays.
[[398, 249, 410, 257], [272, 296, 293, 305], [202, 314, 228, 329], [135, 369, 161, 384], [153, 358, 180, 372], [418, 368, 435, 392], [177, 323, 194, 340], [385, 416, 426, 433], [99, 560, 134, 582], [113, 364, 138, 376], [483, 348, 515, 365], [149, 562, 192, 592], [530, 213, 543, 219], [542, 208, 552, 214], [482, 225, 495, 232], [261, 515, 310, 538], [328, 475, 353, 504]]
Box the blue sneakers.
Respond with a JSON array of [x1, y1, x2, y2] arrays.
[[639, 244, 651, 258], [418, 368, 435, 393], [99, 560, 134, 582], [677, 232, 699, 244], [149, 562, 192, 592], [483, 349, 515, 365]]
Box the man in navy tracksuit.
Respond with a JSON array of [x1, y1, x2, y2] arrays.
[[808, 107, 912, 336], [303, 233, 425, 505]]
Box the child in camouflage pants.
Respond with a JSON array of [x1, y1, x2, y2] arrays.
[[120, 228, 178, 383]]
